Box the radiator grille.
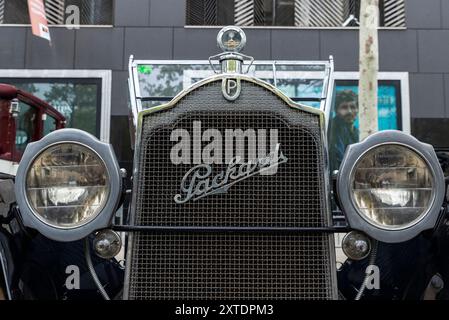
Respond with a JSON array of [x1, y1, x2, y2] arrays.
[[126, 79, 335, 300], [136, 111, 324, 228], [129, 233, 333, 300]]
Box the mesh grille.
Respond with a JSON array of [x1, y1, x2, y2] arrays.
[[129, 233, 333, 300], [136, 111, 324, 228], [127, 79, 335, 300]]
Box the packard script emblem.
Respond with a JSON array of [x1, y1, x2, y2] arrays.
[[174, 143, 288, 204]]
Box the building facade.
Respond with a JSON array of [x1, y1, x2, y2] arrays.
[[0, 0, 448, 172]]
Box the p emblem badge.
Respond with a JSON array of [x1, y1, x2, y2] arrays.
[[222, 78, 241, 101]]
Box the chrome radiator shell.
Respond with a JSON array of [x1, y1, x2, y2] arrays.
[[124, 75, 337, 300]]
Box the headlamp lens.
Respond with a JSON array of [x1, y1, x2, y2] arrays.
[[25, 143, 110, 228], [352, 144, 434, 230]]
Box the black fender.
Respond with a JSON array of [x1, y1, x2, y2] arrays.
[[338, 234, 436, 300], [0, 228, 14, 300]]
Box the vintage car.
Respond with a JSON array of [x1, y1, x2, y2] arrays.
[[0, 84, 65, 178], [2, 26, 449, 300]]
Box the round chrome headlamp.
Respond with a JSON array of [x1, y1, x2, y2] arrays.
[[338, 131, 445, 243], [26, 143, 110, 229], [351, 144, 434, 230], [15, 129, 121, 242]]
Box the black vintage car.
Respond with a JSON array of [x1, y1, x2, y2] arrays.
[[1, 26, 449, 300]]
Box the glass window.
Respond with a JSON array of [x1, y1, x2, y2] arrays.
[[0, 79, 102, 138], [185, 0, 405, 28], [43, 114, 57, 136], [15, 101, 38, 153], [136, 62, 327, 109], [0, 0, 113, 25]]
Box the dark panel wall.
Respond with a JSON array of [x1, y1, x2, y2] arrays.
[[1, 0, 449, 156]]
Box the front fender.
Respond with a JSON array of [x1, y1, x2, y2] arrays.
[[0, 228, 14, 300]]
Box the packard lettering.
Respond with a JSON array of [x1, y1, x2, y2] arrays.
[[174, 143, 287, 204]]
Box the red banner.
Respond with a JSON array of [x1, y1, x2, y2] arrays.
[[27, 0, 51, 42]]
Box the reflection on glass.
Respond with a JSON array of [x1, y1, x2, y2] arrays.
[[0, 81, 99, 136], [43, 115, 57, 136], [137, 64, 215, 98], [26, 143, 109, 228], [329, 83, 401, 172], [329, 90, 359, 172], [137, 63, 325, 109], [15, 102, 37, 152], [352, 145, 433, 229]]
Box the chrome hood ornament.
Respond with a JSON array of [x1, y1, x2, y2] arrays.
[[209, 26, 254, 101]]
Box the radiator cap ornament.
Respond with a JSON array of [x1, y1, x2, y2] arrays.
[[217, 26, 246, 53]]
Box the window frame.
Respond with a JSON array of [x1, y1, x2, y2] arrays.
[[0, 0, 114, 27], [184, 0, 406, 29], [0, 69, 112, 142]]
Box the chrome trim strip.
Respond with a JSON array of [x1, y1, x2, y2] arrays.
[[324, 56, 335, 130], [114, 225, 351, 233], [0, 245, 11, 300], [131, 59, 331, 66], [128, 55, 138, 132]]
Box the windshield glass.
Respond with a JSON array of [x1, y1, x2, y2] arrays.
[[15, 101, 38, 154], [43, 114, 57, 136], [134, 61, 328, 110]]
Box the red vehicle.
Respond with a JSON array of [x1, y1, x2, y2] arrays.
[[0, 84, 65, 177]]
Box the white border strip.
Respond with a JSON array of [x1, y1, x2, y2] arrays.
[[0, 69, 112, 142], [0, 159, 18, 176]]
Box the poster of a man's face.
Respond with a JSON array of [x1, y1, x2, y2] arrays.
[[328, 81, 402, 172], [329, 90, 360, 172], [335, 91, 359, 125]]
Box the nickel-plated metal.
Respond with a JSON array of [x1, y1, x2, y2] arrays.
[[93, 229, 122, 259], [124, 73, 337, 299], [14, 129, 122, 242], [337, 130, 445, 243], [127, 57, 334, 132], [342, 231, 372, 260], [124, 27, 338, 300]]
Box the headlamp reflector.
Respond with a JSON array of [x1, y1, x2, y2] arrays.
[[351, 144, 434, 230], [25, 143, 110, 228]]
